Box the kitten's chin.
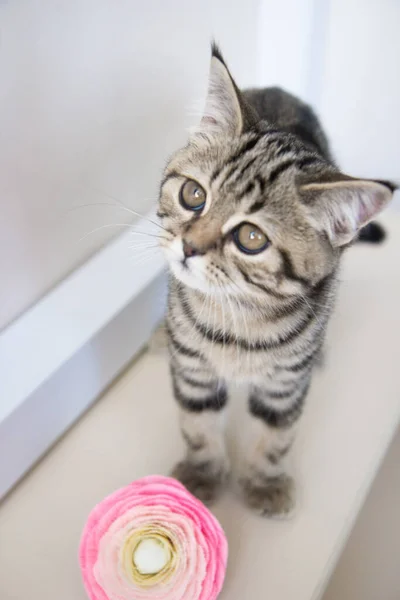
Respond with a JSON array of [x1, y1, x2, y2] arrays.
[[168, 260, 213, 295]]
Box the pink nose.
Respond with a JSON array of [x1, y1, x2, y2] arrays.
[[182, 239, 200, 258]]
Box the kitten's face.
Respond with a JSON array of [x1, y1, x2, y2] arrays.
[[157, 47, 393, 304], [158, 132, 332, 303]]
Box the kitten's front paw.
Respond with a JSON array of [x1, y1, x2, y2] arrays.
[[171, 460, 228, 505], [240, 474, 295, 518]]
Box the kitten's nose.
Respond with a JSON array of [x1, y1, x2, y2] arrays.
[[182, 239, 201, 258]]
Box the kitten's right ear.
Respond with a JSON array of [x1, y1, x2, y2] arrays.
[[298, 171, 396, 246], [199, 43, 257, 137]]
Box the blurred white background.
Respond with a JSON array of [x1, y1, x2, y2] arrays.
[[0, 0, 259, 330]]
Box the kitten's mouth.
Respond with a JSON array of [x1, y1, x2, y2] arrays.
[[162, 241, 215, 294], [168, 256, 213, 295], [172, 257, 197, 279]]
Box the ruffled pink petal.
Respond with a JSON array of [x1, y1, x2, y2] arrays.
[[79, 476, 228, 600]]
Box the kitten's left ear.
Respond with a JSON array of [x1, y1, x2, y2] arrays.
[[199, 43, 258, 137], [298, 171, 397, 246]]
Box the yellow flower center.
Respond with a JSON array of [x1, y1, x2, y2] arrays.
[[134, 537, 171, 574], [121, 525, 177, 587]]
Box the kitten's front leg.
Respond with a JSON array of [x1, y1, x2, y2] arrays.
[[239, 376, 310, 517], [170, 357, 229, 505]]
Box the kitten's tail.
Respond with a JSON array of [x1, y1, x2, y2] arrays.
[[357, 221, 386, 244]]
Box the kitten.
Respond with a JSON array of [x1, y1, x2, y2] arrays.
[[157, 44, 396, 516]]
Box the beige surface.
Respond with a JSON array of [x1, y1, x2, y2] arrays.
[[324, 429, 400, 600], [1, 217, 400, 600]]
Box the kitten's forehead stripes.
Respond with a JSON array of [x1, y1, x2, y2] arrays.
[[161, 130, 322, 214], [227, 156, 322, 215], [210, 133, 261, 183], [210, 128, 282, 187], [218, 140, 322, 193], [255, 175, 265, 193], [221, 135, 261, 168], [244, 176, 267, 210], [247, 199, 265, 213], [236, 155, 260, 180], [236, 180, 256, 201]]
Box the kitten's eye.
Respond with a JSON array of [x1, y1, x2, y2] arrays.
[[233, 222, 269, 254], [179, 179, 206, 211]]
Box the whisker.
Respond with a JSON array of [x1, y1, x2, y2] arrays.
[[232, 290, 250, 371], [201, 292, 213, 362], [297, 293, 318, 320], [190, 287, 211, 362], [237, 294, 252, 374], [78, 223, 133, 242], [204, 285, 215, 358], [78, 223, 167, 243], [215, 279, 227, 379], [129, 231, 168, 240], [223, 282, 240, 373], [67, 198, 169, 232], [222, 269, 246, 298], [128, 248, 159, 267], [130, 256, 157, 268], [127, 242, 160, 251], [127, 243, 160, 253], [218, 270, 251, 372], [211, 288, 218, 363]]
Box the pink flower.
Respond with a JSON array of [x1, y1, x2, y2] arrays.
[[79, 476, 228, 600]]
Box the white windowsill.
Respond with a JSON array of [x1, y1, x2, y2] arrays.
[[0, 212, 167, 499]]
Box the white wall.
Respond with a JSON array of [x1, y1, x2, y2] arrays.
[[0, 0, 259, 330], [257, 0, 399, 208], [316, 0, 400, 181], [257, 0, 317, 100]]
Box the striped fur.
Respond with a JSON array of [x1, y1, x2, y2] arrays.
[[157, 45, 395, 514]]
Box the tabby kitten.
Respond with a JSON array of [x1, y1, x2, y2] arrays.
[[157, 45, 395, 516]]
